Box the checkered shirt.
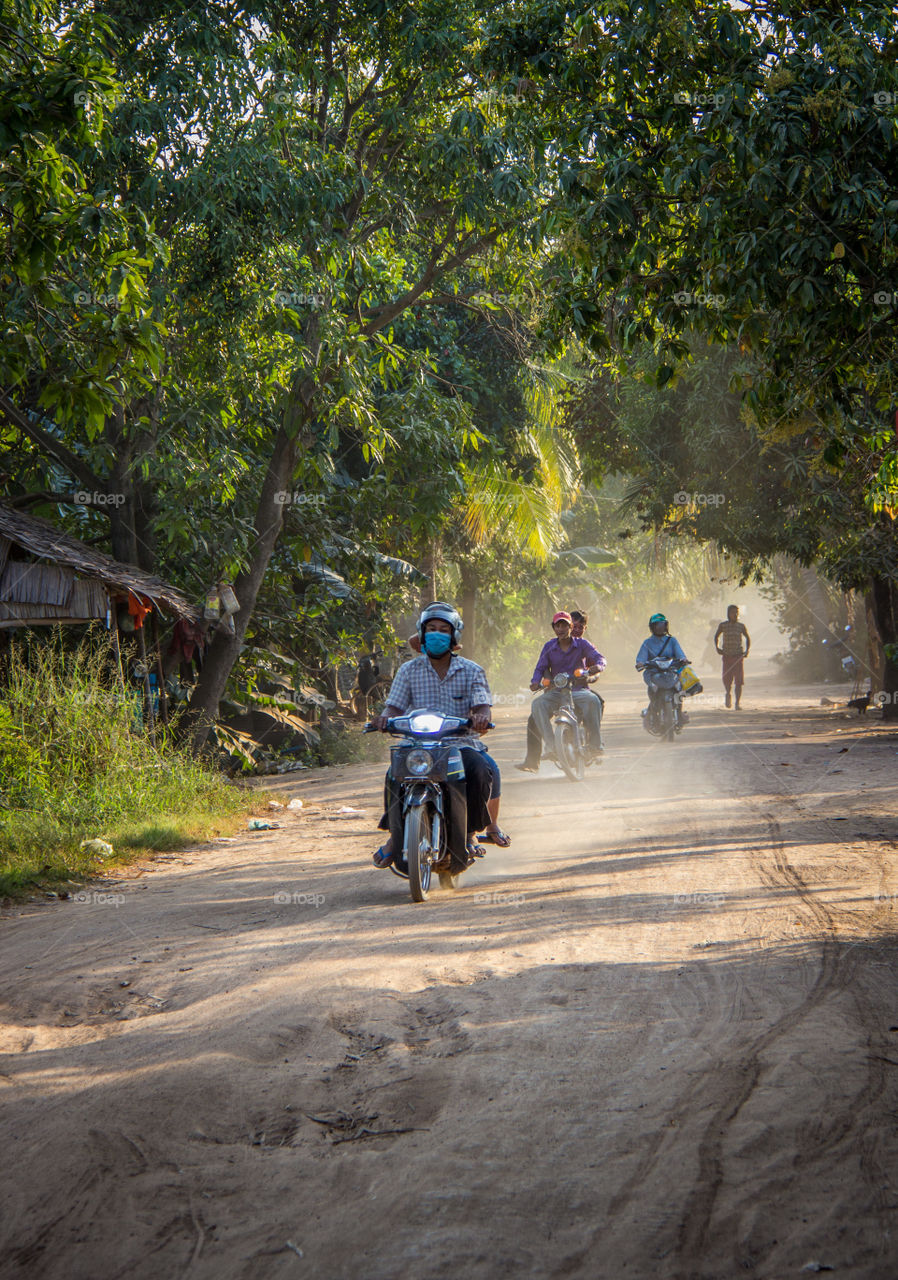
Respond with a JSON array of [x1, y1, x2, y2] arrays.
[[384, 655, 491, 749], [717, 620, 748, 656]]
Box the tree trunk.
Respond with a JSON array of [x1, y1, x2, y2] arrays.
[[863, 588, 883, 683], [869, 573, 898, 720], [181, 424, 299, 751], [107, 501, 137, 565], [459, 560, 477, 663], [418, 538, 440, 606]]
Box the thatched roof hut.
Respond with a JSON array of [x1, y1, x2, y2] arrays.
[[0, 503, 198, 627]]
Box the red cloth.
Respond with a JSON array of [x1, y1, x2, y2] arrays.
[[127, 592, 153, 629], [168, 617, 206, 662]]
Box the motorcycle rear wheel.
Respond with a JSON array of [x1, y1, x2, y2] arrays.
[[554, 720, 584, 781], [405, 804, 435, 902]]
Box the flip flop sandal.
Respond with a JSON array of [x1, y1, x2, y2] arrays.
[[465, 841, 487, 864], [372, 845, 394, 869], [480, 828, 511, 847]]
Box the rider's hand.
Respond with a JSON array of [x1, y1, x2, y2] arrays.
[[470, 711, 492, 733], [370, 714, 389, 731], [530, 682, 541, 692]]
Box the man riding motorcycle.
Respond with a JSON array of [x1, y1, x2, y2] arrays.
[[517, 609, 606, 772], [369, 602, 499, 872], [525, 611, 605, 769]]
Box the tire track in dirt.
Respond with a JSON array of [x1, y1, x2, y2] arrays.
[[671, 809, 894, 1278]]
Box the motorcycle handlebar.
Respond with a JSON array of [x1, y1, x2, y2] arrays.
[[363, 716, 494, 733], [540, 668, 602, 687]]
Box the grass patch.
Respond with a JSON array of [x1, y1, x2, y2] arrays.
[[0, 631, 254, 900]]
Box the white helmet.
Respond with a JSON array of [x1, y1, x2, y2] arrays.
[[416, 601, 463, 647]]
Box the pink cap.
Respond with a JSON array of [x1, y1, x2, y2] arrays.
[[552, 611, 572, 625]]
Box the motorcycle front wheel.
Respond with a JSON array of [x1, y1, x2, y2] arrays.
[[660, 697, 676, 742], [554, 720, 584, 781], [404, 803, 435, 902]]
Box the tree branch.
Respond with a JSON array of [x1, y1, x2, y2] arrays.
[[0, 393, 102, 490], [359, 227, 505, 336]]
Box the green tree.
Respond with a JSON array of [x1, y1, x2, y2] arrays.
[[490, 0, 898, 708]]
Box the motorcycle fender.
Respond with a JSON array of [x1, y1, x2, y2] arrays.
[[403, 782, 445, 820]]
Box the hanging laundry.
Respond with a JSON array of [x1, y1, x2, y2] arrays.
[[127, 591, 153, 629]]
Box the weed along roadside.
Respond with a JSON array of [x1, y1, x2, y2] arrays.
[[0, 635, 254, 901]]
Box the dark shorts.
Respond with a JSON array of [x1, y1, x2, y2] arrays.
[[480, 750, 501, 797], [722, 655, 744, 687]]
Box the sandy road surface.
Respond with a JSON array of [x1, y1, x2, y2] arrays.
[[3, 678, 898, 1280]]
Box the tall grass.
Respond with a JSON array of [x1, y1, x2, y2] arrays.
[[0, 631, 250, 897]]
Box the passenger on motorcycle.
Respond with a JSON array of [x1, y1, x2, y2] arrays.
[[407, 627, 508, 846], [370, 603, 498, 869], [527, 612, 605, 767], [517, 609, 606, 772]]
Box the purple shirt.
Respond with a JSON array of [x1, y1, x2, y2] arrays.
[[531, 636, 606, 689]]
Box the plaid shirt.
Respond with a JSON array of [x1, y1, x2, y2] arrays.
[[715, 620, 749, 657], [384, 654, 491, 749]]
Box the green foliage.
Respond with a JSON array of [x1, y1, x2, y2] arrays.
[[5, 0, 898, 715], [0, 0, 164, 431], [0, 632, 247, 895]]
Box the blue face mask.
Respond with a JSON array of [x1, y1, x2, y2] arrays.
[[423, 631, 452, 656]]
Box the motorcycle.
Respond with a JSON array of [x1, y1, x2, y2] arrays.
[[540, 669, 602, 781], [637, 657, 700, 742], [365, 709, 491, 902]]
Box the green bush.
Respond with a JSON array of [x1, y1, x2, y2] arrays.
[[0, 631, 249, 897]]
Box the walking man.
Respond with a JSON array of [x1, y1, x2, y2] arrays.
[[714, 605, 751, 708]]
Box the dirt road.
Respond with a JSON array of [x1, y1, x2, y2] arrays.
[[3, 677, 898, 1280]]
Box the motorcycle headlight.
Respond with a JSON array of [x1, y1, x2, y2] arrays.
[[553, 673, 569, 688], [408, 712, 444, 734], [405, 748, 433, 775]]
